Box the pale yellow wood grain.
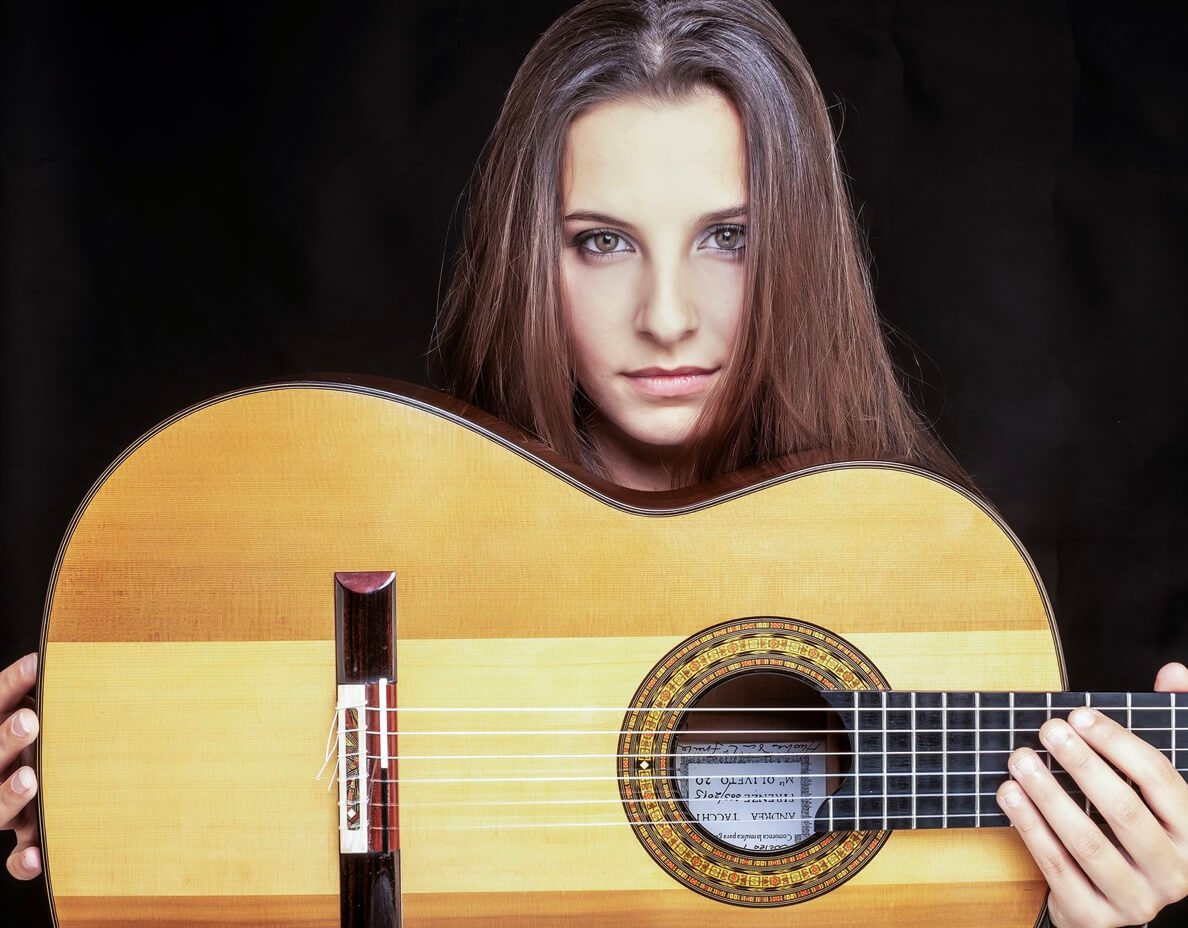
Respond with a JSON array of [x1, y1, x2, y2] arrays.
[[52, 879, 1042, 928], [44, 634, 1053, 900], [400, 879, 1044, 927], [50, 894, 337, 927], [847, 629, 1060, 690], [42, 640, 340, 897]]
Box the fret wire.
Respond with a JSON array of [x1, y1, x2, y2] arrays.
[[1008, 690, 1015, 751], [881, 689, 889, 831], [1008, 690, 1015, 829], [942, 691, 948, 829], [910, 691, 918, 830], [1174, 692, 1179, 772], [1126, 692, 1134, 789], [975, 692, 981, 828], [1045, 692, 1053, 773]]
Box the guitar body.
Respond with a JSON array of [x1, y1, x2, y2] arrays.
[[39, 379, 1060, 927]]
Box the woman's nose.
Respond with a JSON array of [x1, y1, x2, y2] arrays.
[[635, 259, 697, 344]]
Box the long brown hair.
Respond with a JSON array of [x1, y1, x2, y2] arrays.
[[434, 0, 967, 489]]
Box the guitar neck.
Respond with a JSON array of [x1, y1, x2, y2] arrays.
[[815, 691, 1187, 831]]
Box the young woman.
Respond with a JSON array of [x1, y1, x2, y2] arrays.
[[4, 1, 1187, 925]]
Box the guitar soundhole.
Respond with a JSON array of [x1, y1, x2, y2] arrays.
[[671, 671, 851, 854], [618, 617, 889, 906]]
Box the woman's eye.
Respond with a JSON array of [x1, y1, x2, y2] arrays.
[[703, 225, 746, 252], [578, 231, 630, 255]]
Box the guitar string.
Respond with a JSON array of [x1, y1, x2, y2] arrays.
[[334, 766, 1180, 818], [337, 752, 1183, 768], [339, 748, 1068, 760], [329, 764, 1143, 808], [339, 726, 1182, 749], [344, 724, 1182, 737], [347, 776, 1110, 824], [350, 794, 992, 807], [356, 811, 1023, 829], [324, 743, 1182, 778], [358, 768, 1188, 785], [348, 795, 1046, 810], [346, 791, 1125, 826], [362, 817, 1013, 831], [351, 795, 1118, 829], [359, 699, 1181, 712], [321, 747, 1188, 787], [346, 789, 1130, 825]]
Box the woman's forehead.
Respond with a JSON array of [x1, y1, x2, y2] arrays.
[[561, 89, 747, 226]]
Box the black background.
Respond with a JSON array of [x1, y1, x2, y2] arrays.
[[2, 1, 1186, 924]]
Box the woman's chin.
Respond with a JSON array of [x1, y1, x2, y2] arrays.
[[617, 415, 703, 455]]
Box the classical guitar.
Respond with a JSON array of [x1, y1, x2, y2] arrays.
[[38, 377, 1185, 927]]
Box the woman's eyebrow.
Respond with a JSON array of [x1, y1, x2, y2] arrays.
[[563, 209, 638, 231], [562, 204, 748, 228], [698, 204, 748, 225]]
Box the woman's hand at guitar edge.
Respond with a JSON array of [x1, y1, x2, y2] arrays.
[[997, 662, 1188, 928], [1, 653, 41, 881]]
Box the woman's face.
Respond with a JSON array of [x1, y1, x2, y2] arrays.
[[560, 87, 747, 487]]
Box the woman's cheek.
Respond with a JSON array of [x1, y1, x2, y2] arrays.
[[562, 259, 640, 359], [691, 256, 746, 340]]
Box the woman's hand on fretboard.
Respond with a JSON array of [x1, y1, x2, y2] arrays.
[[997, 661, 1188, 927]]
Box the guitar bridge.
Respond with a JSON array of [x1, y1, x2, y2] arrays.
[[334, 571, 400, 927]]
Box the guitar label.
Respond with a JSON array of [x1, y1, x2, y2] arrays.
[[675, 740, 827, 852]]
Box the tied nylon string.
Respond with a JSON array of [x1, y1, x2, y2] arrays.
[[347, 724, 1182, 737], [357, 766, 1188, 785], [325, 723, 1188, 760], [338, 714, 1185, 738], [347, 695, 1184, 737], [359, 699, 1184, 713], [358, 814, 1007, 832]]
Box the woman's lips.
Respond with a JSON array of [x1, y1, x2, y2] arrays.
[[623, 366, 718, 398]]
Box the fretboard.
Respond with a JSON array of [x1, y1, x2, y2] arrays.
[[814, 691, 1187, 831]]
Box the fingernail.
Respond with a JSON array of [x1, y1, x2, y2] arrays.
[[1044, 721, 1070, 745], [998, 786, 1023, 809], [21, 847, 40, 872], [19, 653, 36, 679], [1012, 752, 1039, 776], [1070, 708, 1095, 730], [12, 768, 34, 794], [11, 710, 29, 737]]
